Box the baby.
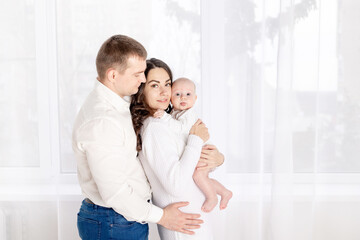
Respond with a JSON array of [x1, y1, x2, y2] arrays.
[[155, 77, 232, 212]]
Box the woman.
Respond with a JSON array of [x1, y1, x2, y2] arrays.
[[131, 58, 223, 239]]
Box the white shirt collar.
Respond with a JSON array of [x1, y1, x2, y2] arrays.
[[95, 81, 130, 111]]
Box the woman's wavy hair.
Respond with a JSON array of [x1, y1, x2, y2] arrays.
[[130, 58, 173, 151]]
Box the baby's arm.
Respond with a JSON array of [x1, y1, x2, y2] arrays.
[[154, 111, 188, 133]]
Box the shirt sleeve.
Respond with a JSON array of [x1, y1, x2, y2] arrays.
[[142, 122, 204, 197], [77, 118, 163, 223]]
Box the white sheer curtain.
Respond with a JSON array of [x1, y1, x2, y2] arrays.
[[0, 0, 359, 239], [205, 0, 360, 239]]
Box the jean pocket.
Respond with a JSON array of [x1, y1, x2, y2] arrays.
[[77, 214, 101, 240], [112, 214, 138, 228]]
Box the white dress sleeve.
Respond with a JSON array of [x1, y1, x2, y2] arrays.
[[141, 120, 204, 197]]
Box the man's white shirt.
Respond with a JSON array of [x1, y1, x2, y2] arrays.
[[72, 81, 163, 223]]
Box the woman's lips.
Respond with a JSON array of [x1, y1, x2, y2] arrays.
[[157, 99, 168, 103]]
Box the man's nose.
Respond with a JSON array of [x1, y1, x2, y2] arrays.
[[140, 73, 146, 83]]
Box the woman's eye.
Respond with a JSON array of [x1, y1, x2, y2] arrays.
[[165, 83, 171, 87], [151, 84, 158, 88]]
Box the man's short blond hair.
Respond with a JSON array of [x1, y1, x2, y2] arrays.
[[96, 35, 147, 80]]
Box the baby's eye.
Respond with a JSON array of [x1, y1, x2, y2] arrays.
[[175, 93, 180, 96], [187, 93, 191, 96]]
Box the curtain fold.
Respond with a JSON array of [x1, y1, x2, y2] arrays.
[[269, 0, 296, 239]]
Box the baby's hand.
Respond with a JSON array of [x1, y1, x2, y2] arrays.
[[153, 109, 165, 118]]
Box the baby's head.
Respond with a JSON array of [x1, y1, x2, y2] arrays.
[[171, 77, 197, 111]]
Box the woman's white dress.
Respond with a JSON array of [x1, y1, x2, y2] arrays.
[[138, 116, 213, 240]]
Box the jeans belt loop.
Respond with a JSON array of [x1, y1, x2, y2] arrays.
[[85, 198, 94, 205]]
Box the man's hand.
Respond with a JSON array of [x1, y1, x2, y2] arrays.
[[158, 202, 203, 235], [197, 144, 224, 170]]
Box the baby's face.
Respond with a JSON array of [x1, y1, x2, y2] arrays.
[[171, 80, 197, 110]]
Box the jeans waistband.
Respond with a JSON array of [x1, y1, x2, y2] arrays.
[[81, 198, 114, 213], [81, 198, 150, 216]]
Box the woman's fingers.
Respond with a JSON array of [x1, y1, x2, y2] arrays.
[[196, 165, 212, 170], [196, 161, 207, 167], [201, 145, 217, 156], [194, 119, 203, 125], [200, 145, 224, 167], [200, 151, 211, 157], [202, 144, 216, 150]]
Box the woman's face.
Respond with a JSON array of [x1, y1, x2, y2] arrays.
[[143, 67, 172, 111]]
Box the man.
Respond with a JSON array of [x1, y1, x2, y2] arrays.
[[72, 35, 203, 239]]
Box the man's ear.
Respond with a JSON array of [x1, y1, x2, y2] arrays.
[[106, 68, 117, 83]]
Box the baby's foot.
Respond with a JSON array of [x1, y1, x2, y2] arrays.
[[201, 197, 218, 213], [219, 190, 233, 210]]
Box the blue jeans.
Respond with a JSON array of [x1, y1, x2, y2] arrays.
[[77, 199, 149, 240]]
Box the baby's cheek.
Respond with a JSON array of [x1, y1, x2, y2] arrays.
[[171, 99, 178, 106]]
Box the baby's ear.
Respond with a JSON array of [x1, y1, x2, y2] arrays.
[[195, 95, 197, 101]]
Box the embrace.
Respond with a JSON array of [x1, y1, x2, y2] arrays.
[[72, 35, 232, 240]]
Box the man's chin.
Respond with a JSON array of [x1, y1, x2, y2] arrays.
[[132, 89, 140, 95]]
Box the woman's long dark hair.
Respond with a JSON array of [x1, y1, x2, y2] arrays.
[[130, 58, 173, 151]]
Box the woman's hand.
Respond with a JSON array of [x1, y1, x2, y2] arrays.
[[189, 119, 209, 143], [197, 144, 224, 170]]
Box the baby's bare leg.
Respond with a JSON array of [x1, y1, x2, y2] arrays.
[[210, 179, 233, 210], [193, 168, 218, 212]]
